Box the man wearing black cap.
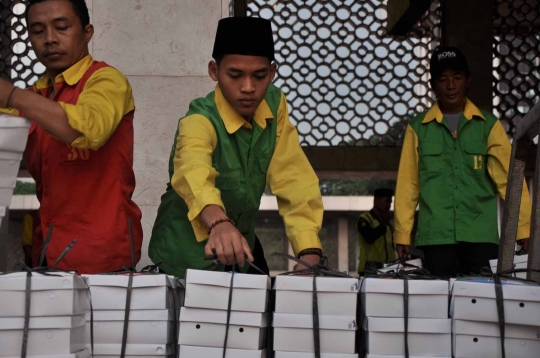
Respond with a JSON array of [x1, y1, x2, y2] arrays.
[[394, 47, 531, 277], [149, 17, 324, 278], [356, 188, 395, 274]]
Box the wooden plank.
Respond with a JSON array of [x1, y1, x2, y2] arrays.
[[387, 0, 431, 36]]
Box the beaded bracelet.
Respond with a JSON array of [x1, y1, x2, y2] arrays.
[[207, 218, 235, 235], [297, 248, 323, 258]]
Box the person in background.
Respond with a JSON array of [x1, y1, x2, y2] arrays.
[[394, 46, 531, 277], [0, 0, 142, 273], [356, 188, 395, 274]]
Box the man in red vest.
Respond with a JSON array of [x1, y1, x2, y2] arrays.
[[0, 0, 142, 273]]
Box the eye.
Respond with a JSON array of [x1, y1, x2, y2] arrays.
[[229, 74, 241, 79], [32, 30, 44, 35], [57, 26, 70, 31], [255, 75, 267, 79]]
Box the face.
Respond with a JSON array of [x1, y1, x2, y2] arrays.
[[374, 196, 392, 214], [27, 0, 93, 76], [209, 55, 277, 118], [433, 69, 470, 113]]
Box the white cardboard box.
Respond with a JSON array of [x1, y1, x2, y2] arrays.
[[84, 274, 173, 310], [490, 255, 528, 279], [451, 277, 540, 326], [0, 177, 16, 209], [184, 269, 270, 313], [361, 277, 449, 319], [0, 315, 86, 356], [178, 307, 266, 350], [179, 345, 265, 358], [274, 276, 358, 316], [275, 352, 358, 358], [84, 310, 174, 344], [0, 272, 90, 317], [87, 343, 174, 356], [3, 348, 91, 358], [453, 319, 540, 358], [0, 114, 31, 152], [364, 317, 451, 357], [273, 313, 357, 354]]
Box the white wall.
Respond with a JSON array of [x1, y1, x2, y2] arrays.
[[87, 0, 227, 268]]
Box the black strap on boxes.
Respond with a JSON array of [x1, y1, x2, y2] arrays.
[[204, 249, 268, 358], [479, 266, 540, 358], [364, 259, 438, 358], [105, 218, 180, 358], [274, 253, 353, 358], [5, 224, 81, 358]]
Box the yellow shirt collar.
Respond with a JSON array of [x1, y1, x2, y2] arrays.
[[214, 85, 274, 134], [422, 98, 486, 124], [33, 55, 94, 90]]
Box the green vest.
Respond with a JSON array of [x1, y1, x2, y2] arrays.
[[149, 85, 281, 278], [357, 211, 395, 273], [409, 108, 500, 247]]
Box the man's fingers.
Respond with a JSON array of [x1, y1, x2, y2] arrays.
[[231, 235, 245, 267], [213, 239, 228, 265], [242, 238, 254, 263], [221, 237, 235, 265], [204, 242, 215, 258]]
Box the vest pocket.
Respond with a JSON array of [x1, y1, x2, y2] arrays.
[[464, 141, 487, 175], [419, 141, 444, 174]]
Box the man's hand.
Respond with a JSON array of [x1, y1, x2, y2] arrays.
[[396, 244, 411, 259], [204, 222, 254, 267], [518, 239, 529, 252], [0, 78, 16, 108], [294, 254, 321, 271], [200, 205, 254, 267]]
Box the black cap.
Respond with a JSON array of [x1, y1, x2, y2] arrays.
[[212, 17, 275, 62], [374, 188, 394, 198], [430, 47, 469, 81]]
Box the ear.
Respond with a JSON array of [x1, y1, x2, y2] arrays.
[[269, 62, 277, 81], [208, 60, 219, 82], [84, 24, 94, 44]]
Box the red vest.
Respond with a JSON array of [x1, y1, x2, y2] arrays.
[[25, 61, 143, 273]]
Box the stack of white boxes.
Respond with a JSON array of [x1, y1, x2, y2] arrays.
[[0, 272, 91, 358], [0, 114, 31, 229], [272, 275, 359, 358], [179, 269, 270, 358], [361, 277, 451, 358], [451, 277, 540, 358], [84, 274, 178, 357], [490, 254, 529, 279]]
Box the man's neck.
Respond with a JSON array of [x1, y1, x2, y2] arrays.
[[439, 101, 465, 114]]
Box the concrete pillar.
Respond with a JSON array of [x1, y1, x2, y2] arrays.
[[338, 217, 349, 272]]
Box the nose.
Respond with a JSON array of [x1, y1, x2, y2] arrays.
[[240, 77, 255, 94], [447, 77, 456, 91], [44, 28, 59, 46]]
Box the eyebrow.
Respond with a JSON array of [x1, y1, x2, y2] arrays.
[[29, 16, 70, 28], [228, 67, 269, 73]]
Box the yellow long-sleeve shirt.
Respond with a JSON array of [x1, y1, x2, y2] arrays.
[[1, 55, 134, 150], [170, 86, 323, 255]]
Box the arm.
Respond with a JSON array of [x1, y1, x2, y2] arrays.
[[0, 67, 134, 150], [267, 93, 323, 265], [356, 217, 387, 244], [394, 125, 420, 250], [170, 115, 253, 266], [487, 120, 531, 240]]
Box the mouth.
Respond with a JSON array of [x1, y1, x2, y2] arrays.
[[238, 99, 256, 106], [44, 51, 65, 59], [445, 93, 459, 100]]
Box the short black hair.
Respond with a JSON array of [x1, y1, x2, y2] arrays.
[[25, 0, 90, 28]]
